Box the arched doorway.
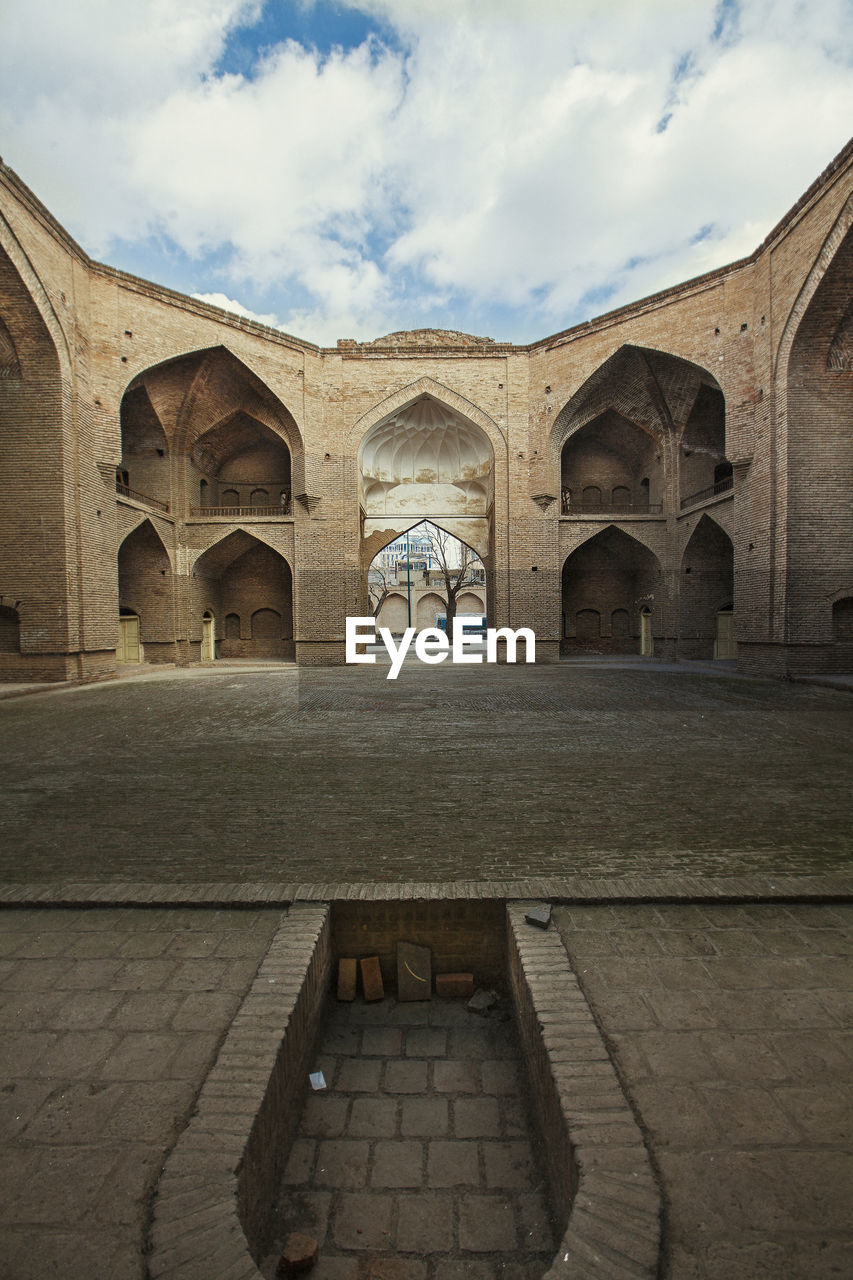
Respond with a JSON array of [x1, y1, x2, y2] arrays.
[[561, 526, 662, 655], [640, 608, 653, 656], [0, 605, 21, 656], [117, 520, 173, 664], [192, 532, 294, 660], [715, 607, 736, 659], [679, 516, 735, 660], [367, 519, 487, 636], [201, 611, 215, 662], [359, 393, 494, 625]]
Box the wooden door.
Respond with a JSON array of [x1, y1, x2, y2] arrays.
[[640, 610, 653, 656], [715, 610, 736, 659], [201, 614, 215, 661], [117, 615, 140, 663]]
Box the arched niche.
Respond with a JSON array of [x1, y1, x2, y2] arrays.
[[192, 530, 293, 660], [561, 410, 660, 513], [117, 520, 174, 663], [122, 346, 303, 514], [118, 384, 170, 509], [0, 244, 70, 663], [783, 212, 853, 652], [360, 393, 493, 518], [553, 344, 725, 515], [191, 412, 291, 512], [678, 515, 735, 660], [680, 384, 729, 508], [561, 525, 662, 654]]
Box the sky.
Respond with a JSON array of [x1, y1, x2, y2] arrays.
[[1, 0, 851, 347]]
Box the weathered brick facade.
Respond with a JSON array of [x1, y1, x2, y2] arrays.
[[0, 141, 851, 679]]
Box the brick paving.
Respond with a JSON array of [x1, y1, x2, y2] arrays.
[[0, 907, 281, 1280], [554, 903, 853, 1280], [0, 662, 850, 883], [0, 665, 850, 1279], [263, 995, 554, 1280]]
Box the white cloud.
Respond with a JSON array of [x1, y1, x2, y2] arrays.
[[1, 0, 851, 343], [191, 291, 279, 327]]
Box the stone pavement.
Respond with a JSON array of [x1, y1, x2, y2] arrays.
[[0, 900, 851, 1278], [555, 902, 853, 1279], [0, 661, 851, 883], [0, 663, 851, 1279], [263, 995, 554, 1280], [0, 906, 281, 1279]]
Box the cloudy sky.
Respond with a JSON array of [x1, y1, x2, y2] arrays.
[[1, 0, 851, 345]]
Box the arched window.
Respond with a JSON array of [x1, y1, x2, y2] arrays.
[[611, 608, 630, 637], [224, 612, 241, 639], [221, 489, 239, 507], [582, 486, 602, 511], [832, 598, 853, 641], [576, 609, 601, 639], [250, 488, 269, 506], [252, 608, 281, 638], [0, 605, 21, 654], [611, 486, 631, 509]]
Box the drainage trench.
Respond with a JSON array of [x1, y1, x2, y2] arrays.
[[258, 899, 556, 1277], [149, 900, 660, 1280]]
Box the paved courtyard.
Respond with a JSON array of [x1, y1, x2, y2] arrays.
[[0, 906, 281, 1279], [0, 660, 850, 883], [555, 902, 853, 1280], [0, 662, 850, 1279]]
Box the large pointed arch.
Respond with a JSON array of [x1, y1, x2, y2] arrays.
[[0, 212, 71, 378], [553, 344, 723, 456], [678, 514, 735, 660], [192, 530, 294, 660], [122, 345, 304, 514], [552, 344, 726, 525], [773, 193, 853, 659], [561, 525, 663, 654]]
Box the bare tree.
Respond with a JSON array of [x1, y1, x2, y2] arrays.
[[367, 562, 395, 618], [427, 525, 484, 633]]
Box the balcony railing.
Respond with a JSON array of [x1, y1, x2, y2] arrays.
[[189, 498, 292, 518], [680, 476, 733, 510], [561, 491, 663, 516], [116, 482, 170, 513]]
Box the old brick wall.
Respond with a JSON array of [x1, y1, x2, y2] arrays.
[[0, 141, 851, 680]]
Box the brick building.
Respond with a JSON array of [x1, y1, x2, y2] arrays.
[[0, 140, 851, 680]]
